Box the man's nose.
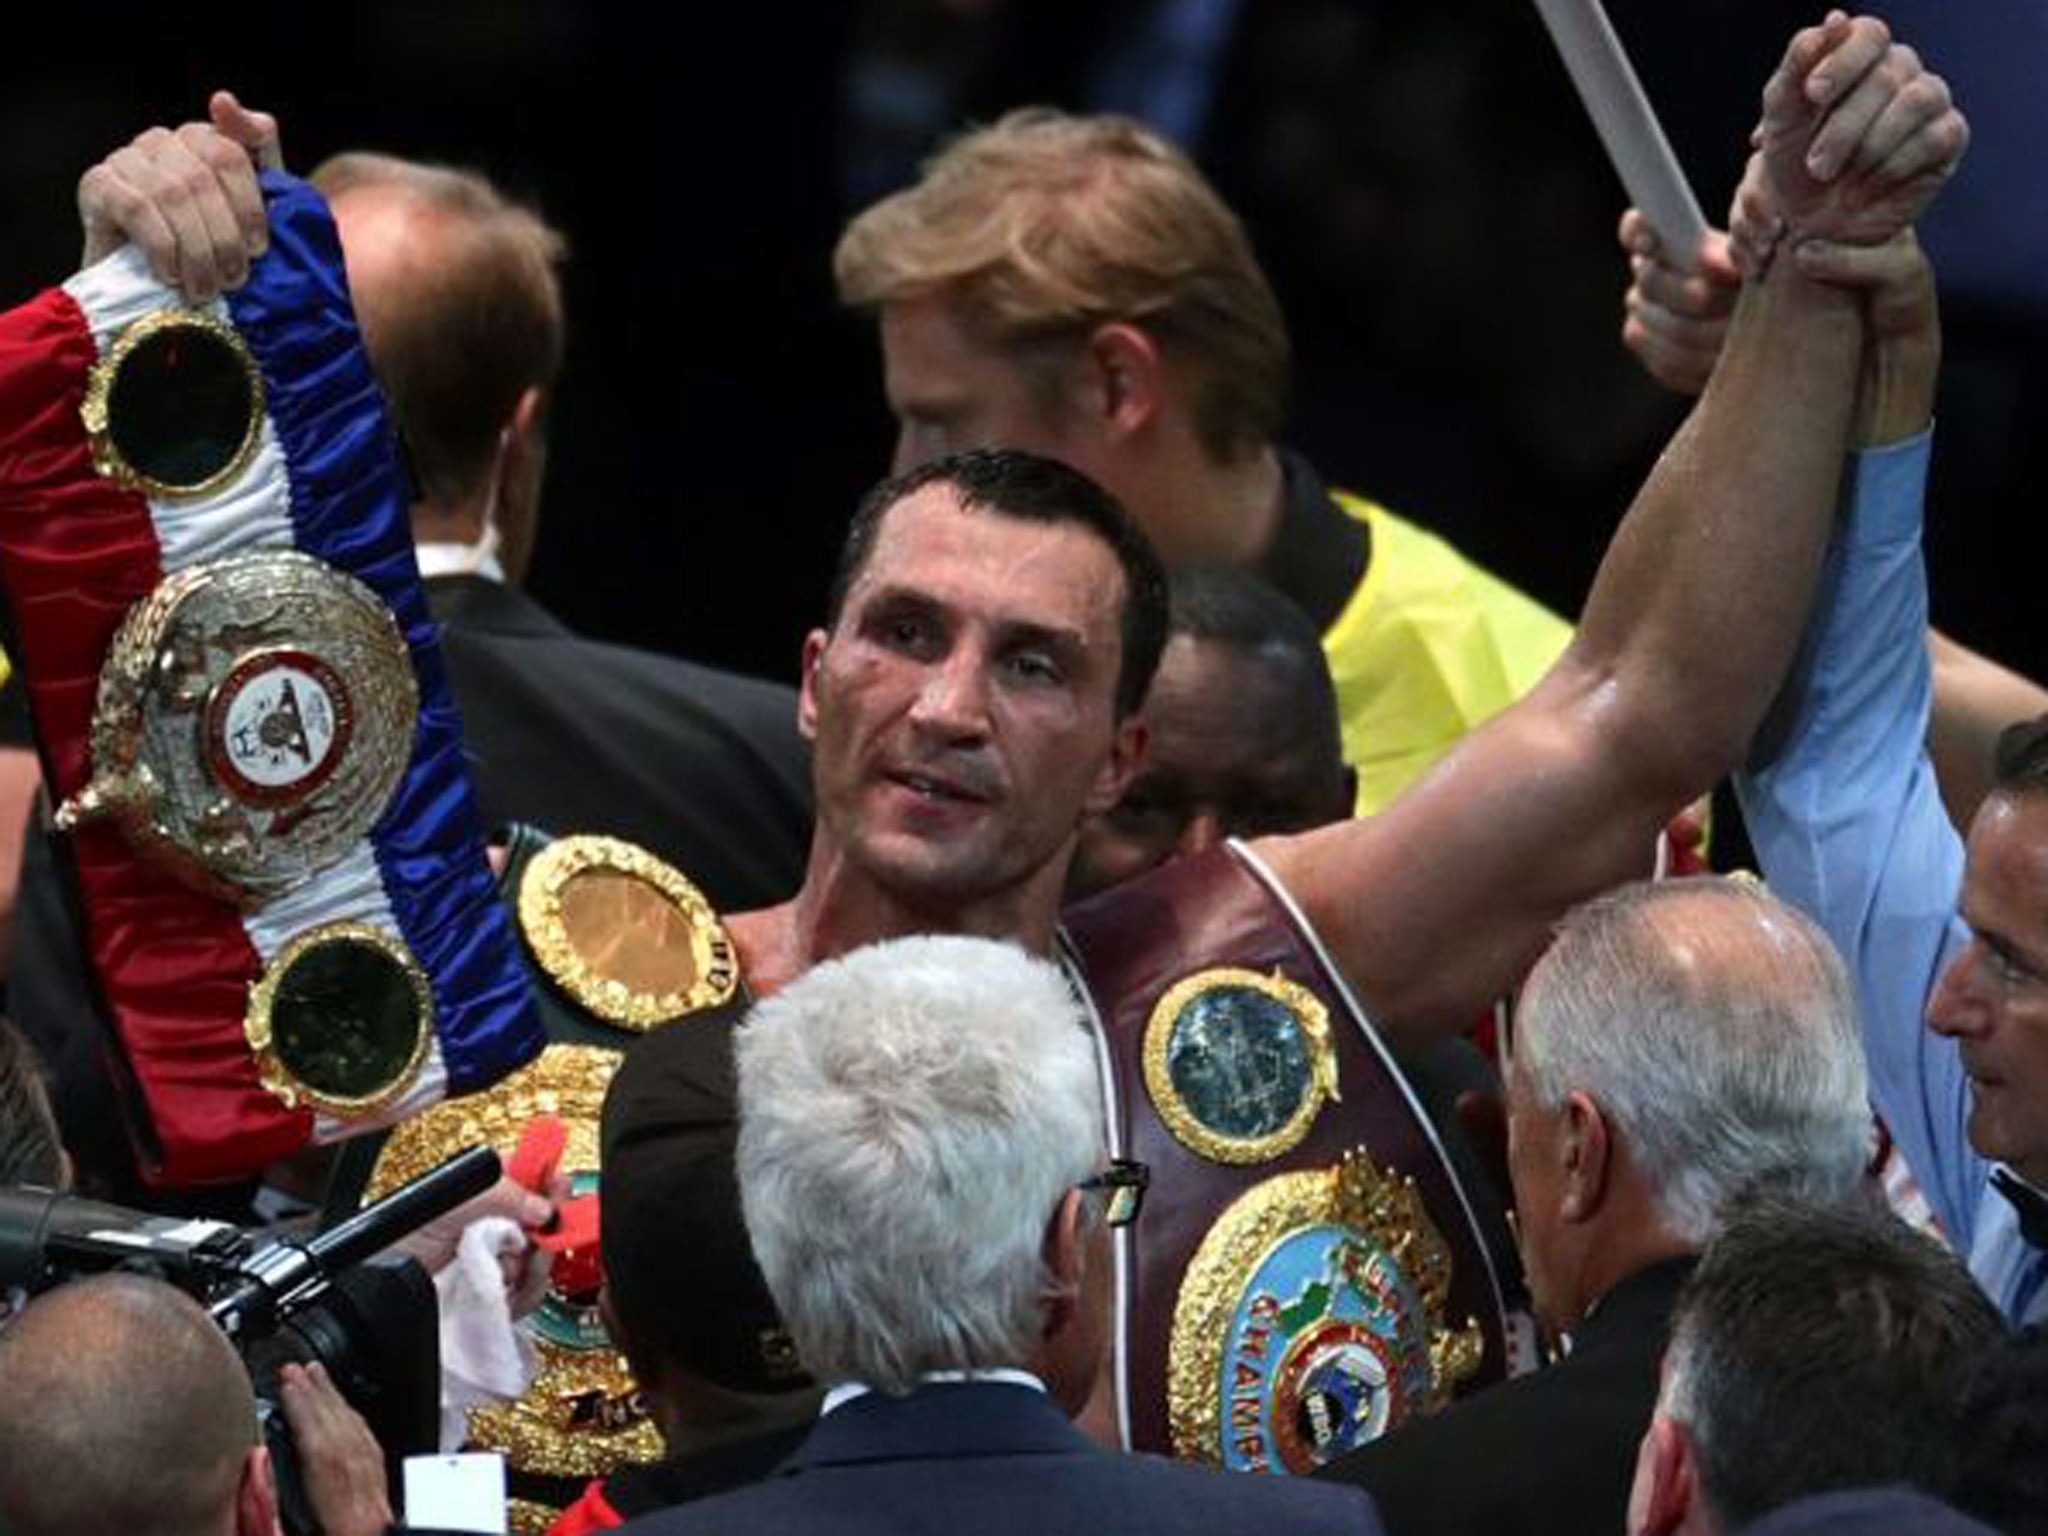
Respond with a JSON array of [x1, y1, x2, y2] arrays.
[[909, 650, 992, 738], [1927, 946, 1990, 1040]]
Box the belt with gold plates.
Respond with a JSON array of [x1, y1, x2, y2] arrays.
[[1061, 839, 1508, 1472], [0, 171, 540, 1183], [361, 826, 763, 1533]]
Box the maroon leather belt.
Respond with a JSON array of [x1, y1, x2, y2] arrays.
[[1062, 841, 1507, 1469]]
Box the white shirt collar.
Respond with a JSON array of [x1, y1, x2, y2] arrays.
[[414, 538, 505, 583], [820, 1367, 1047, 1417]]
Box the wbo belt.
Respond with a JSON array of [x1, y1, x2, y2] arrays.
[[0, 171, 542, 1184], [1061, 841, 1507, 1470]]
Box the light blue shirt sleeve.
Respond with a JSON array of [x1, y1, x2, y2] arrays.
[[1734, 430, 1985, 1248]]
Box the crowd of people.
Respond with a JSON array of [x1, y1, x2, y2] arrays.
[[0, 9, 2042, 1536]]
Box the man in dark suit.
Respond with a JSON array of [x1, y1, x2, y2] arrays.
[[617, 933, 1382, 1536], [1630, 1194, 2005, 1536], [1317, 878, 1875, 1536], [306, 147, 813, 909]]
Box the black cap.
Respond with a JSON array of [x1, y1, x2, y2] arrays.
[[599, 1010, 810, 1395]]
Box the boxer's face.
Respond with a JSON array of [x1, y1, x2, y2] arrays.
[[1928, 790, 2048, 1188], [801, 484, 1141, 909]]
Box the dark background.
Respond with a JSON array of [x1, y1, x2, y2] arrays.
[[3, 1, 2042, 694]]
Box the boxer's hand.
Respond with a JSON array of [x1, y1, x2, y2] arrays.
[[1754, 12, 1966, 250]]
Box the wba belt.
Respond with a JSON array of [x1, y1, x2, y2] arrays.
[[0, 171, 543, 1184], [1062, 841, 1508, 1469]]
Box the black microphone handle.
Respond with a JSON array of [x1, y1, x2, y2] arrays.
[[308, 1144, 502, 1276]]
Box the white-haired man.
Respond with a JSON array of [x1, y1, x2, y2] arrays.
[[614, 934, 1382, 1536], [1318, 878, 1875, 1536]]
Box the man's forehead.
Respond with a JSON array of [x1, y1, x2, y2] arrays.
[[854, 487, 1126, 617], [1153, 638, 1303, 732], [1956, 794, 2048, 949]]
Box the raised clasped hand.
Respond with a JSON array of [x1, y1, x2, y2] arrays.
[[1748, 10, 1967, 262]]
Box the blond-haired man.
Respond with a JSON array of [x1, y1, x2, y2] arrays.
[[836, 108, 1569, 814]]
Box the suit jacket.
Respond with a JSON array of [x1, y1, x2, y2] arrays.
[[616, 1382, 1383, 1536], [427, 576, 811, 912], [1733, 1487, 2002, 1536], [1315, 1256, 1696, 1536]]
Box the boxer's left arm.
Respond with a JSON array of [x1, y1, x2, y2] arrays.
[[1254, 13, 1964, 1053]]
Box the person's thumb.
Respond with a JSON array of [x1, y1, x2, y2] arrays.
[[209, 89, 284, 170]]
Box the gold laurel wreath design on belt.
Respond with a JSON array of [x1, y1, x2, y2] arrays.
[[1166, 1149, 1486, 1464]]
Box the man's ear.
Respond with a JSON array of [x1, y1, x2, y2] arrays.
[[797, 629, 829, 741], [1082, 714, 1148, 817], [1627, 1416, 1698, 1536], [1041, 1187, 1090, 1339], [494, 384, 549, 585], [1081, 322, 1166, 443], [235, 1443, 282, 1536], [1559, 1089, 1614, 1223]]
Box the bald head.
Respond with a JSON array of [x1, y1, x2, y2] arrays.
[[309, 152, 566, 577], [0, 1274, 258, 1536], [1516, 877, 1871, 1242]]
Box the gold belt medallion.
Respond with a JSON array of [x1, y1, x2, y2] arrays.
[[1144, 967, 1341, 1165], [1167, 1148, 1486, 1473], [81, 307, 266, 501], [517, 835, 739, 1032], [367, 1045, 662, 1481], [55, 549, 419, 904], [245, 921, 434, 1116]]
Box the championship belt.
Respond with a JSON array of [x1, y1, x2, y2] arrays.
[[0, 172, 542, 1183], [1062, 841, 1507, 1469], [514, 830, 740, 1035], [363, 830, 745, 1530], [367, 1043, 656, 1532]]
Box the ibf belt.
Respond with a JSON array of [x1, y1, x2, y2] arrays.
[[0, 172, 542, 1184], [1060, 841, 1506, 1469]]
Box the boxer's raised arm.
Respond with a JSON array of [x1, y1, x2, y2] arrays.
[[1256, 13, 1965, 1050]]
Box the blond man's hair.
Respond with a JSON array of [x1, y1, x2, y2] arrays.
[[834, 109, 1289, 464]]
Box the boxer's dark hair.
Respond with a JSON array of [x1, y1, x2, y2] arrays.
[[824, 447, 1168, 719]]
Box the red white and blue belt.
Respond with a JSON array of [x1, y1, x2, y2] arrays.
[[0, 170, 543, 1184]]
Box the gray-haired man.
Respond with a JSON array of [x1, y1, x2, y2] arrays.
[[617, 933, 1383, 1536], [1319, 878, 1874, 1536]]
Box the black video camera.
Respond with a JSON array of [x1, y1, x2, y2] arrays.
[[0, 1145, 499, 1534]]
